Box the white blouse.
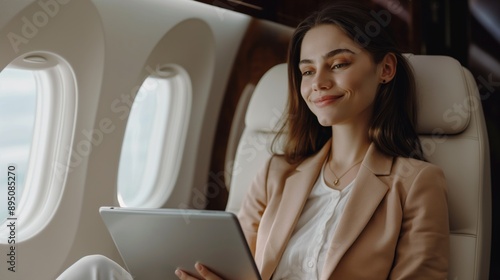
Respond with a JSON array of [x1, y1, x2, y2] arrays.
[[272, 162, 354, 280]]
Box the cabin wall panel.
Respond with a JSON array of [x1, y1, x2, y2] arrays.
[[0, 0, 251, 279]]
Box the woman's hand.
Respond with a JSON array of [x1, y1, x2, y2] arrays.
[[175, 262, 223, 280]]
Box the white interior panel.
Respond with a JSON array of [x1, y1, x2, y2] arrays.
[[0, 0, 251, 279], [448, 234, 477, 280]]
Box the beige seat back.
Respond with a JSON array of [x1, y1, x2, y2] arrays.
[[226, 55, 491, 280]]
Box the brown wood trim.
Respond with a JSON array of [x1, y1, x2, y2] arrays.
[[206, 19, 293, 210]]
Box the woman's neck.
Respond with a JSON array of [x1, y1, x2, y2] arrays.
[[330, 122, 370, 168]]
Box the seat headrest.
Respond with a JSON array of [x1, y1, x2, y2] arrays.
[[245, 64, 288, 132], [406, 54, 470, 134], [245, 55, 471, 135]]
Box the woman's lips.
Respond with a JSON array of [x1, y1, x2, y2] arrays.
[[313, 95, 344, 107]]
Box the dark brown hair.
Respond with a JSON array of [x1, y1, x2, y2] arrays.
[[272, 2, 424, 163]]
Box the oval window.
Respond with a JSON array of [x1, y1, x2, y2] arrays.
[[118, 65, 191, 207], [0, 52, 77, 241]]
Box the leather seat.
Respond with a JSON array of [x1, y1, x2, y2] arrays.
[[225, 55, 491, 279]]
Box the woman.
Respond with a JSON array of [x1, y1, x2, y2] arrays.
[[176, 2, 449, 279], [59, 2, 449, 280]]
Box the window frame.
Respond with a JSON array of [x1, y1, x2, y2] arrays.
[[0, 52, 77, 242], [117, 64, 191, 208]]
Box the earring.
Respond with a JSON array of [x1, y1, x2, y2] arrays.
[[382, 79, 386, 84]]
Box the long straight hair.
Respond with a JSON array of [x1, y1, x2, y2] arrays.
[[272, 2, 424, 164]]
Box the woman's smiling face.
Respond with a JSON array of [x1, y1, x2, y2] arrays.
[[299, 24, 383, 127]]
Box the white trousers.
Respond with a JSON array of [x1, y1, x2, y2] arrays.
[[57, 255, 133, 280]]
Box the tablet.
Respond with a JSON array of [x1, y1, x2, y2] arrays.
[[99, 207, 261, 280]]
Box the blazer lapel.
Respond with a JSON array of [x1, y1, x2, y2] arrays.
[[320, 143, 393, 280], [260, 143, 330, 280]]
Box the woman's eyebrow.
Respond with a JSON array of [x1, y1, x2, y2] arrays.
[[299, 48, 355, 66], [298, 58, 313, 66], [325, 48, 355, 59]]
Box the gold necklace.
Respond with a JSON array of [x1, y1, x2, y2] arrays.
[[327, 158, 362, 186]]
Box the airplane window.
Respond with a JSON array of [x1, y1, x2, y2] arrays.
[[0, 53, 76, 242], [0, 68, 36, 224], [118, 67, 191, 207]]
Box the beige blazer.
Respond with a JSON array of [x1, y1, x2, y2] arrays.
[[238, 140, 449, 280]]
